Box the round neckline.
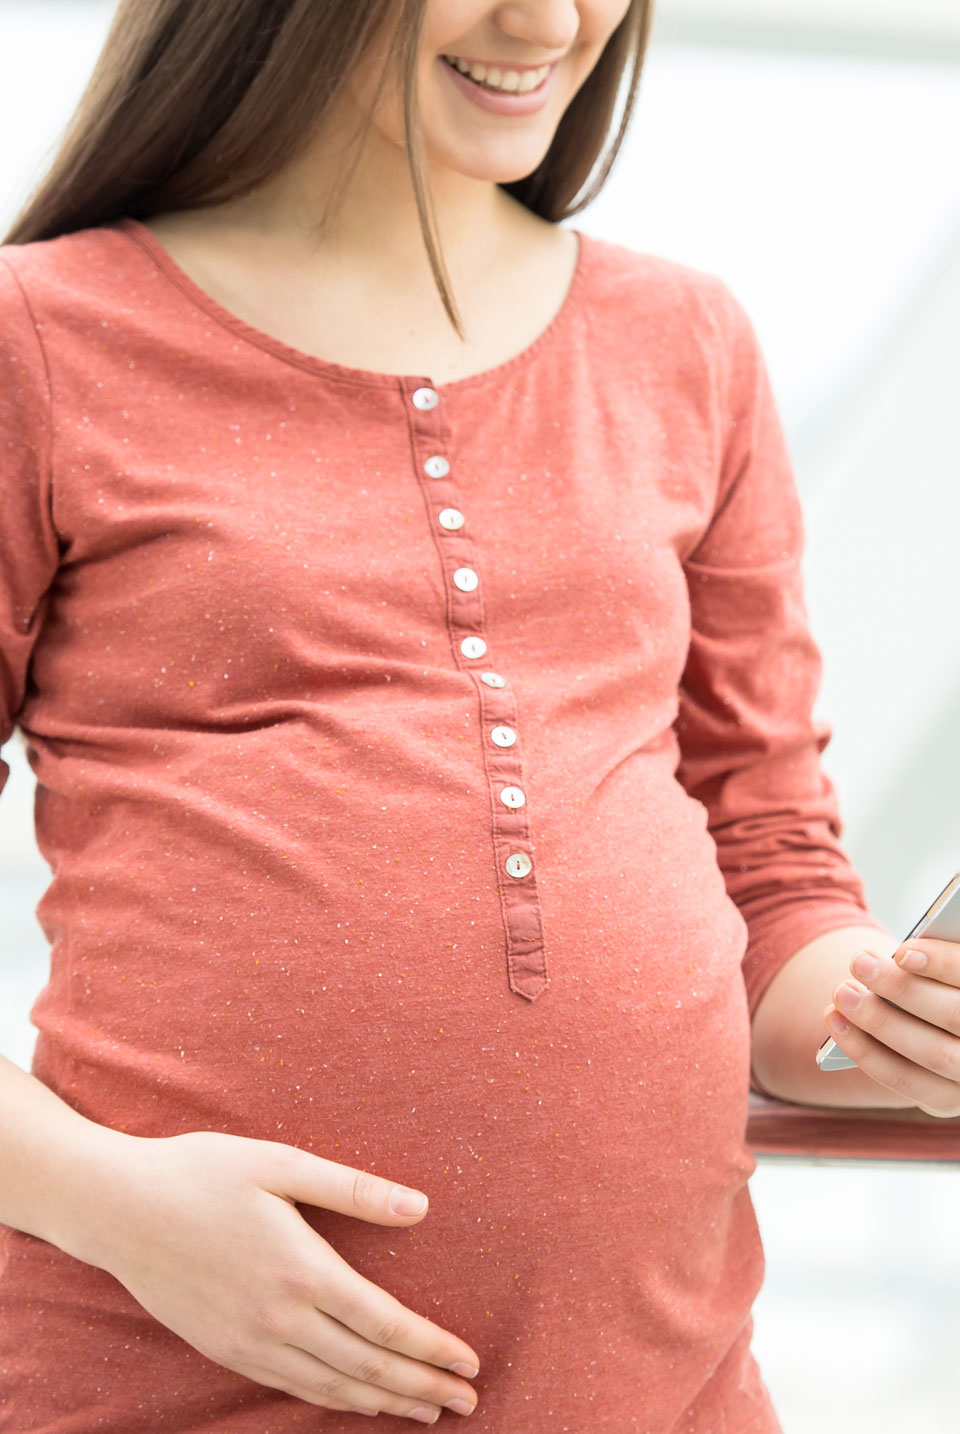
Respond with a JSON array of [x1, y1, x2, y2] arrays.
[[113, 215, 589, 395]]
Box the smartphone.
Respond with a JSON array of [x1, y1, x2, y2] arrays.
[[815, 869, 960, 1072]]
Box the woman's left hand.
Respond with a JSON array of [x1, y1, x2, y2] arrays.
[[824, 938, 960, 1118]]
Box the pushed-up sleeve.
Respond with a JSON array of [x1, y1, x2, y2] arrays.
[[0, 254, 59, 801], [674, 281, 889, 1024]]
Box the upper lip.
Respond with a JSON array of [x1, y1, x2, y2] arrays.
[[443, 55, 555, 72]]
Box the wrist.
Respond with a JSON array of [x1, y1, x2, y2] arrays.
[[39, 1117, 146, 1270]]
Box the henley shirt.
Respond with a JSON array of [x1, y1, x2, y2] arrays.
[[0, 216, 887, 1433]]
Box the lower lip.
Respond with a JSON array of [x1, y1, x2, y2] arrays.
[[439, 56, 554, 116]]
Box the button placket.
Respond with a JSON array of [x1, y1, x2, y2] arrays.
[[403, 377, 548, 1001]]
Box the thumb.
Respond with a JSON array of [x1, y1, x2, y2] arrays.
[[265, 1144, 430, 1225]]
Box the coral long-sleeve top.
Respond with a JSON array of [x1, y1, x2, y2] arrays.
[[0, 218, 886, 1433]]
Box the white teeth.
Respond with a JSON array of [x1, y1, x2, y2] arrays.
[[443, 56, 550, 94]]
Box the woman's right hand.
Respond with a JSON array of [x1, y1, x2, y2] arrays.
[[64, 1128, 481, 1422]]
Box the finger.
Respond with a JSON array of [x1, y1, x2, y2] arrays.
[[843, 952, 960, 1040], [265, 1144, 433, 1228], [257, 1342, 444, 1422], [257, 1145, 478, 1376], [825, 997, 960, 1115], [893, 936, 960, 984], [833, 978, 960, 1082], [225, 1347, 361, 1412], [285, 1306, 478, 1415], [314, 1263, 480, 1386]]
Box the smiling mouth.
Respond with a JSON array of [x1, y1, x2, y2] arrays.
[[439, 55, 551, 95]]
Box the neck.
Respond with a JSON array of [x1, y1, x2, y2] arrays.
[[198, 117, 525, 289]]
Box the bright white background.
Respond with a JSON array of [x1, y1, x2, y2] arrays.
[[1, 2, 960, 1429]]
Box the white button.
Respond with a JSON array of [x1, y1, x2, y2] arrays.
[[500, 786, 526, 809], [412, 386, 439, 411], [453, 567, 479, 592], [491, 725, 516, 748], [438, 508, 465, 531], [480, 671, 505, 688], [460, 635, 487, 659], [424, 455, 450, 478], [505, 852, 533, 879]]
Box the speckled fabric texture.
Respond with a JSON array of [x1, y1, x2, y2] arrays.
[[0, 219, 886, 1432]]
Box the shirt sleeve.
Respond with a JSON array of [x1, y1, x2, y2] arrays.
[[673, 279, 890, 1028], [0, 254, 59, 801]]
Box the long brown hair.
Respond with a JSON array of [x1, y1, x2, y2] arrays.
[[2, 0, 654, 338]]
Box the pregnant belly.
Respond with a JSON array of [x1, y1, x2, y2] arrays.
[[24, 767, 764, 1430]]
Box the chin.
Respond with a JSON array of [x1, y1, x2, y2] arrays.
[[432, 142, 556, 187]]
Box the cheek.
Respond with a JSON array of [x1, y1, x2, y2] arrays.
[[342, 49, 408, 147], [589, 0, 635, 47], [338, 8, 414, 138], [609, 0, 635, 27]]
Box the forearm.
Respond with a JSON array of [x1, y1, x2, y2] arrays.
[[750, 924, 917, 1109], [0, 1050, 132, 1263]]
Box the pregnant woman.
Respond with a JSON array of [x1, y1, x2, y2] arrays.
[[1, 0, 940, 1430]]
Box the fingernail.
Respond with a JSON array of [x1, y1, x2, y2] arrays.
[[899, 948, 927, 971], [406, 1410, 439, 1424], [448, 1363, 479, 1379], [347, 1407, 376, 1415], [835, 982, 862, 1011], [445, 1397, 476, 1415], [390, 1186, 428, 1215], [850, 951, 878, 981], [826, 1010, 850, 1034]]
